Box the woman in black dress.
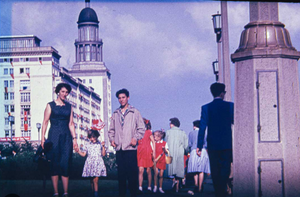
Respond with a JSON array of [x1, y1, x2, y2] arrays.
[[41, 83, 78, 197]]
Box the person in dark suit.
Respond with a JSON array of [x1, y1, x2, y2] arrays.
[[197, 82, 234, 197]]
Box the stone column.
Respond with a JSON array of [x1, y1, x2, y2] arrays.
[[231, 2, 300, 197]]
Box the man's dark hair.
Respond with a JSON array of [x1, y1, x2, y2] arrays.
[[210, 82, 226, 98], [88, 129, 100, 139], [55, 83, 72, 94], [170, 117, 180, 127], [193, 120, 200, 128], [116, 88, 129, 98]]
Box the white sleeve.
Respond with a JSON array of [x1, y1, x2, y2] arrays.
[[165, 142, 169, 150]]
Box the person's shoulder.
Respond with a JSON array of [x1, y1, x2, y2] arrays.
[[128, 105, 139, 112]]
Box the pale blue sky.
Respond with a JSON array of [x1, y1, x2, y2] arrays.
[[1, 0, 300, 133]]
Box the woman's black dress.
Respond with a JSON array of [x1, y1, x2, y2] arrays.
[[47, 101, 73, 177]]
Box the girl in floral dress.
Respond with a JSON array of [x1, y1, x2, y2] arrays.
[[76, 130, 107, 197]]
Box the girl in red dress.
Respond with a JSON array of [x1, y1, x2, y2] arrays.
[[153, 130, 169, 193], [137, 118, 155, 193]]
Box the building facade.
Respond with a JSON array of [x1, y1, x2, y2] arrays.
[[0, 35, 101, 147]]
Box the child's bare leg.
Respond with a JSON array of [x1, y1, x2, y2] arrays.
[[194, 173, 199, 186], [138, 167, 144, 188], [90, 178, 94, 192], [51, 175, 59, 194], [198, 172, 204, 191], [146, 167, 152, 188], [154, 167, 158, 187], [159, 170, 164, 189], [93, 177, 99, 192]]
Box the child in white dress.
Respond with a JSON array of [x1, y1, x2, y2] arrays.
[[76, 130, 107, 197]]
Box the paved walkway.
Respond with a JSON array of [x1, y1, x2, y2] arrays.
[[74, 177, 216, 197]]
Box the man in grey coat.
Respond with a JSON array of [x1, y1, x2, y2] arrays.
[[108, 88, 145, 197]]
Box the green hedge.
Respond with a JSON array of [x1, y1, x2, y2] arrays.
[[0, 151, 118, 180]]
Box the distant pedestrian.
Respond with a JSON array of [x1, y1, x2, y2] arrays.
[[137, 118, 155, 193], [108, 88, 145, 197], [197, 83, 234, 197], [153, 130, 169, 194], [76, 129, 107, 197], [165, 117, 189, 193], [188, 120, 210, 193]]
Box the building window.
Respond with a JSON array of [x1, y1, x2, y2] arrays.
[[80, 46, 84, 62], [5, 105, 9, 113], [20, 80, 30, 90], [89, 79, 92, 84], [5, 130, 9, 137], [10, 105, 14, 112], [10, 68, 13, 75], [91, 45, 96, 61], [21, 92, 30, 102], [4, 68, 8, 75], [26, 58, 29, 62], [21, 130, 31, 137], [10, 92, 14, 100], [20, 58, 24, 62], [85, 45, 90, 61], [83, 79, 86, 84], [26, 68, 30, 74], [20, 68, 24, 74], [5, 117, 9, 125], [10, 80, 14, 88], [4, 80, 8, 87], [21, 105, 30, 115], [21, 118, 31, 127], [4, 93, 8, 100], [4, 58, 8, 62]]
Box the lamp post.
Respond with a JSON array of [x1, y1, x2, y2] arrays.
[[212, 60, 219, 82], [8, 115, 14, 141], [212, 12, 223, 83], [36, 123, 41, 142]]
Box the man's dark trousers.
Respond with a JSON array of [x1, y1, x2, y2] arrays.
[[116, 149, 138, 197], [208, 149, 232, 197]]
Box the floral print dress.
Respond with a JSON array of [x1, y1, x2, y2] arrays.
[[82, 141, 107, 177]]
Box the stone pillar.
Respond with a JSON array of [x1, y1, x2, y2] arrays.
[[231, 2, 300, 197]]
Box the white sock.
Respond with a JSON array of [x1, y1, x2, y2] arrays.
[[139, 186, 142, 191], [147, 187, 152, 190]]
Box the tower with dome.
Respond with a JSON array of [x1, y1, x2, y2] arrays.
[[69, 0, 112, 148]]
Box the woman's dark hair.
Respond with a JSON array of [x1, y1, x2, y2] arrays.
[[143, 118, 151, 130], [116, 88, 129, 98], [55, 83, 72, 94], [88, 129, 100, 139], [193, 120, 200, 128], [154, 130, 165, 139], [170, 117, 180, 127]]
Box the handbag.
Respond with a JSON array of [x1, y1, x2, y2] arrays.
[[33, 140, 53, 163], [165, 153, 173, 164]]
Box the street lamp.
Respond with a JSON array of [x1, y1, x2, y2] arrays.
[[8, 115, 14, 141], [212, 60, 219, 82], [212, 12, 222, 42], [36, 123, 41, 142]]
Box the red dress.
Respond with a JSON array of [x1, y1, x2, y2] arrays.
[[137, 130, 154, 168], [155, 141, 166, 170]]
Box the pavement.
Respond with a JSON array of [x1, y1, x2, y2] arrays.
[[74, 176, 217, 197]]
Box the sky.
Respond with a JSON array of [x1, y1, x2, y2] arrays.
[[1, 0, 300, 134]]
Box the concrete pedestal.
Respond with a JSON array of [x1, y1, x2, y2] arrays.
[[231, 2, 300, 197]]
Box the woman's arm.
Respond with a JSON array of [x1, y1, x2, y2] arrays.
[[101, 141, 106, 157], [77, 150, 87, 157], [150, 135, 156, 160], [41, 103, 51, 149], [69, 107, 78, 151]]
